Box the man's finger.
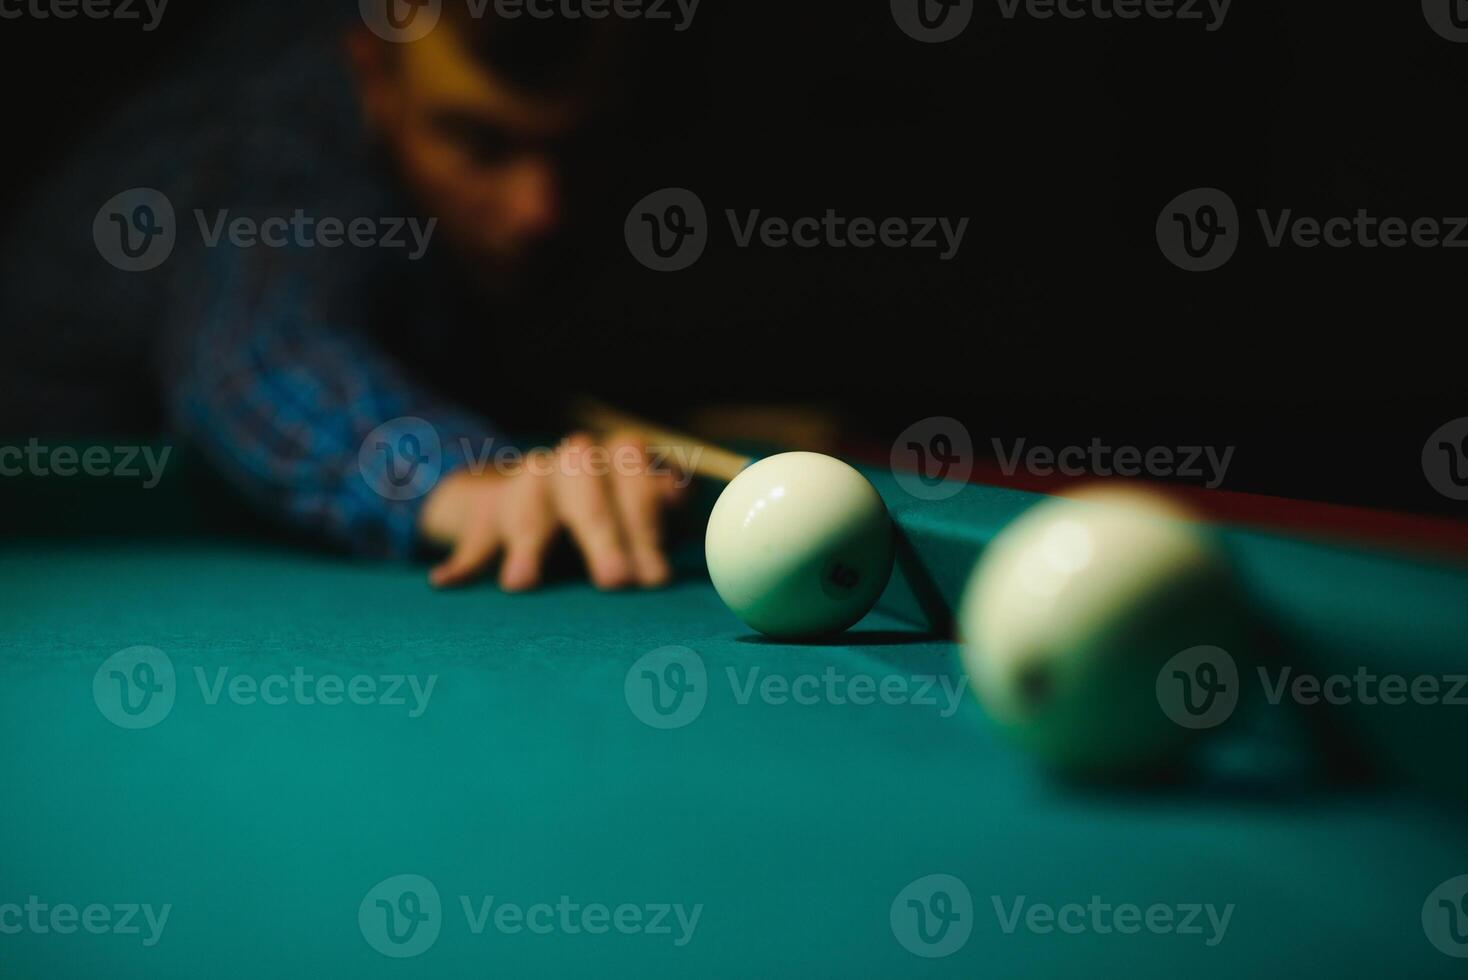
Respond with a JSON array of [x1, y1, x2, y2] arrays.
[[499, 459, 558, 592], [429, 517, 502, 589], [553, 435, 633, 590], [608, 435, 671, 587]]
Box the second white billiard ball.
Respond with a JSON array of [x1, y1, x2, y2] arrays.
[[706, 452, 896, 639], [958, 485, 1244, 776]]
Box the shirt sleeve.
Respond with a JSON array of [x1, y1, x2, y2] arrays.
[[162, 245, 498, 560]]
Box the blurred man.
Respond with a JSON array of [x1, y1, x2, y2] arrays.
[[0, 4, 679, 591]]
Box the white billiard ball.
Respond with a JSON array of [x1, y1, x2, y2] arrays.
[[958, 484, 1242, 775], [706, 452, 896, 639]]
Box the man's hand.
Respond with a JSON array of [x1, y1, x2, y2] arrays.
[[419, 432, 686, 591]]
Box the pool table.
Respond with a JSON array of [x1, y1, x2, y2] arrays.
[[2, 449, 1467, 978]]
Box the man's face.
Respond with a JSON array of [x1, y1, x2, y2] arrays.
[[353, 27, 584, 280]]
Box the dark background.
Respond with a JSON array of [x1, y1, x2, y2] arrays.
[[0, 1, 1463, 516]]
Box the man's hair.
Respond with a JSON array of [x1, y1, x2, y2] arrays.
[[440, 4, 626, 96]]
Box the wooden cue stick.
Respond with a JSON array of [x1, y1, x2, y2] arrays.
[[568, 399, 752, 483]]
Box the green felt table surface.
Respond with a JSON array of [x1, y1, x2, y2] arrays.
[[3, 540, 1467, 978], [867, 469, 1468, 799]]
